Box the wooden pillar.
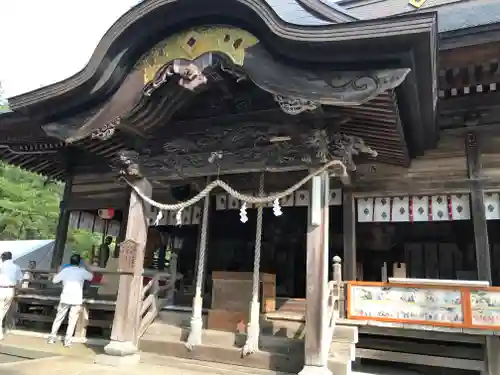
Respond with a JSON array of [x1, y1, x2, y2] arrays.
[[158, 244, 167, 271], [50, 174, 73, 269], [343, 191, 356, 281], [300, 172, 331, 375], [99, 178, 151, 365], [465, 132, 491, 282], [465, 132, 497, 375], [113, 192, 130, 259]]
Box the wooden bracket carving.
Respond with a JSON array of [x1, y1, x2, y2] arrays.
[[115, 149, 144, 179], [143, 59, 208, 97], [90, 117, 119, 141], [118, 239, 138, 272]]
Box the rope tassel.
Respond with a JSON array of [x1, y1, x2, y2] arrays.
[[272, 198, 282, 216], [176, 209, 183, 226], [240, 202, 248, 223], [242, 173, 265, 356], [153, 210, 163, 226]]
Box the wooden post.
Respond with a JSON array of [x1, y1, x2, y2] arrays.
[[114, 190, 131, 259], [299, 172, 332, 375], [50, 174, 73, 269], [166, 251, 178, 305], [98, 178, 151, 365], [465, 132, 497, 375], [158, 244, 167, 271], [466, 132, 491, 281], [342, 191, 356, 281]]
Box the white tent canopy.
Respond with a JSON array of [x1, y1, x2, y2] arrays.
[[0, 240, 73, 269]]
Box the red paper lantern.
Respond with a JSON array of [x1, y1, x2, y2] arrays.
[[98, 208, 115, 220]]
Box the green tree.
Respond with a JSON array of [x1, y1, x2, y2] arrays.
[[0, 81, 11, 113], [66, 229, 102, 260], [0, 162, 100, 257]]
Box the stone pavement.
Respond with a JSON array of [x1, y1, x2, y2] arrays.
[[0, 355, 425, 375], [0, 333, 424, 375], [0, 354, 293, 375]]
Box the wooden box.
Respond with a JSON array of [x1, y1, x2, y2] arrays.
[[207, 271, 276, 331]]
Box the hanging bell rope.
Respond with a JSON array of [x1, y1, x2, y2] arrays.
[[185, 177, 211, 350], [242, 172, 265, 356], [121, 159, 346, 211]]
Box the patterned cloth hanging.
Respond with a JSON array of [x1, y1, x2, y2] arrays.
[[356, 194, 472, 222]]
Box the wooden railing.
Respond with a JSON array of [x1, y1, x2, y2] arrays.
[[322, 256, 343, 357], [138, 272, 172, 337], [10, 268, 176, 341]]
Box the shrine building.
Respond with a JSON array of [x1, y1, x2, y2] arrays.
[[2, 0, 500, 374]]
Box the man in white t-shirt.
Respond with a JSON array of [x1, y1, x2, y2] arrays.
[[47, 254, 93, 347], [0, 252, 22, 340]]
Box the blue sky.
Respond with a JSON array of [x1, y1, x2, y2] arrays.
[[0, 0, 138, 98]]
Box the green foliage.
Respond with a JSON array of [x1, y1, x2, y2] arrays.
[[0, 162, 100, 257], [0, 162, 61, 239], [0, 82, 12, 114], [67, 229, 102, 260]]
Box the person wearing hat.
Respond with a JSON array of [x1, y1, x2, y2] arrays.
[[47, 254, 93, 347]]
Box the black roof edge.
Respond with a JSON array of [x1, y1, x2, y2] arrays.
[[439, 21, 500, 50]]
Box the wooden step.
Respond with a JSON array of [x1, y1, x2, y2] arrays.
[[140, 332, 425, 375], [275, 298, 306, 314], [142, 321, 356, 361], [143, 323, 304, 356], [152, 310, 358, 345], [140, 336, 305, 374], [140, 334, 352, 375], [156, 309, 208, 328]]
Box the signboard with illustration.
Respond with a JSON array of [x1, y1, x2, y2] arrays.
[[470, 290, 500, 328], [348, 282, 465, 327]]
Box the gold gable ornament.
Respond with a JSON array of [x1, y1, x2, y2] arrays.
[[409, 0, 427, 8], [137, 26, 258, 84]]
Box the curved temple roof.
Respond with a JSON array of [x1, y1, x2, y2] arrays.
[[6, 0, 436, 110], [0, 0, 438, 180]]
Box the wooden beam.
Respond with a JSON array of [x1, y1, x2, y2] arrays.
[[66, 197, 129, 211], [440, 92, 500, 114], [50, 174, 73, 269], [351, 178, 473, 197], [343, 191, 356, 281]]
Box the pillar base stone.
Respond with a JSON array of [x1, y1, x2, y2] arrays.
[[298, 365, 332, 375], [95, 340, 140, 366]]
